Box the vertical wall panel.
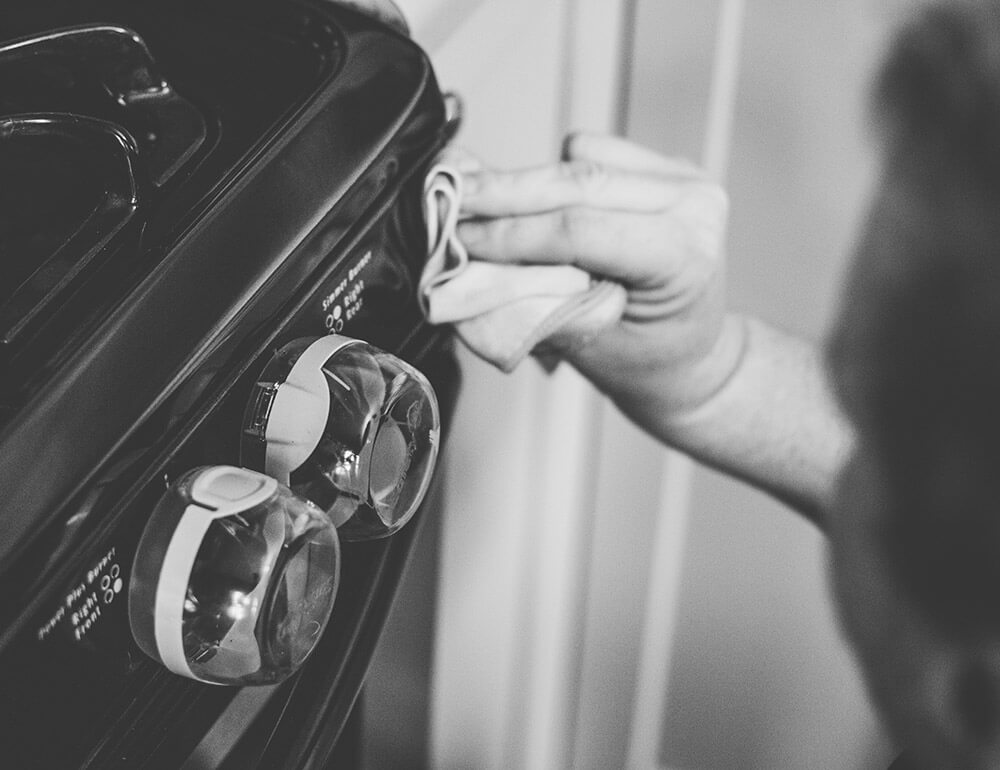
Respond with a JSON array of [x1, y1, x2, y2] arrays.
[[425, 2, 634, 768], [386, 2, 910, 769], [621, 1, 897, 768], [624, 2, 745, 768], [566, 1, 723, 755], [424, 3, 589, 768]]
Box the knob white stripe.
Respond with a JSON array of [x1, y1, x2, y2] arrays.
[[154, 504, 219, 681], [154, 467, 278, 682], [264, 335, 360, 483]]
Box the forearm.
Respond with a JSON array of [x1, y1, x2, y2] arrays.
[[605, 313, 854, 529]]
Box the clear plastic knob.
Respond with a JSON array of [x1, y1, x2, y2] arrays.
[[129, 466, 341, 685], [241, 335, 440, 541]]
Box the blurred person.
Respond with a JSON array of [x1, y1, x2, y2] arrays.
[[450, 1, 1000, 767]]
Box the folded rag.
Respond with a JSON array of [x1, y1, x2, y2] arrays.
[[419, 164, 625, 373]]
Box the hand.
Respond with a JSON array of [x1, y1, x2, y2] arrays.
[[454, 132, 742, 419]]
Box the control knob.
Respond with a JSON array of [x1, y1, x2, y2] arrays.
[[129, 466, 340, 685], [241, 335, 440, 541]]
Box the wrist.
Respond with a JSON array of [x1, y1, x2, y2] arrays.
[[569, 311, 748, 436], [613, 312, 749, 421], [660, 312, 749, 418]]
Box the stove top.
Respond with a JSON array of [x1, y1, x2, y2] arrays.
[[0, 1, 342, 359]]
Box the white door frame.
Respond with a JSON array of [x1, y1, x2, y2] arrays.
[[428, 2, 745, 767]]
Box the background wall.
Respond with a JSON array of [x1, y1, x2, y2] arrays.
[[627, 3, 895, 767], [366, 3, 593, 768], [364, 2, 920, 768]]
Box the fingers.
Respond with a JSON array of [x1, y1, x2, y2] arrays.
[[461, 160, 691, 217], [445, 133, 727, 291], [562, 132, 703, 178], [439, 134, 695, 178], [460, 134, 707, 218], [457, 206, 702, 284]]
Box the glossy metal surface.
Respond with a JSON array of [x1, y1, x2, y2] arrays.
[[0, 1, 455, 766], [0, 24, 206, 185], [0, 113, 139, 347], [0, 0, 445, 576]]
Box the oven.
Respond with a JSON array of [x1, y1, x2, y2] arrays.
[[0, 0, 459, 766]]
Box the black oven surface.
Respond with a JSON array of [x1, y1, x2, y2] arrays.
[[0, 1, 456, 767]]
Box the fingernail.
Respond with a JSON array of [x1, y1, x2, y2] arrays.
[[456, 220, 480, 244], [461, 172, 480, 197], [451, 154, 484, 174]]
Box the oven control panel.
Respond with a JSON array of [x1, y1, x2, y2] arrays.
[[126, 335, 440, 686]]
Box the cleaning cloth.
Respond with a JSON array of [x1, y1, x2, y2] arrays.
[[419, 164, 625, 372]]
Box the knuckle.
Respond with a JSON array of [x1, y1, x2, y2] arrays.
[[497, 217, 525, 252], [458, 220, 490, 251], [562, 130, 601, 161], [680, 180, 729, 224], [440, 145, 483, 174], [563, 159, 609, 196], [471, 168, 499, 190], [557, 207, 594, 250], [673, 157, 704, 178], [706, 185, 730, 228], [561, 131, 584, 160], [702, 181, 729, 212]]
